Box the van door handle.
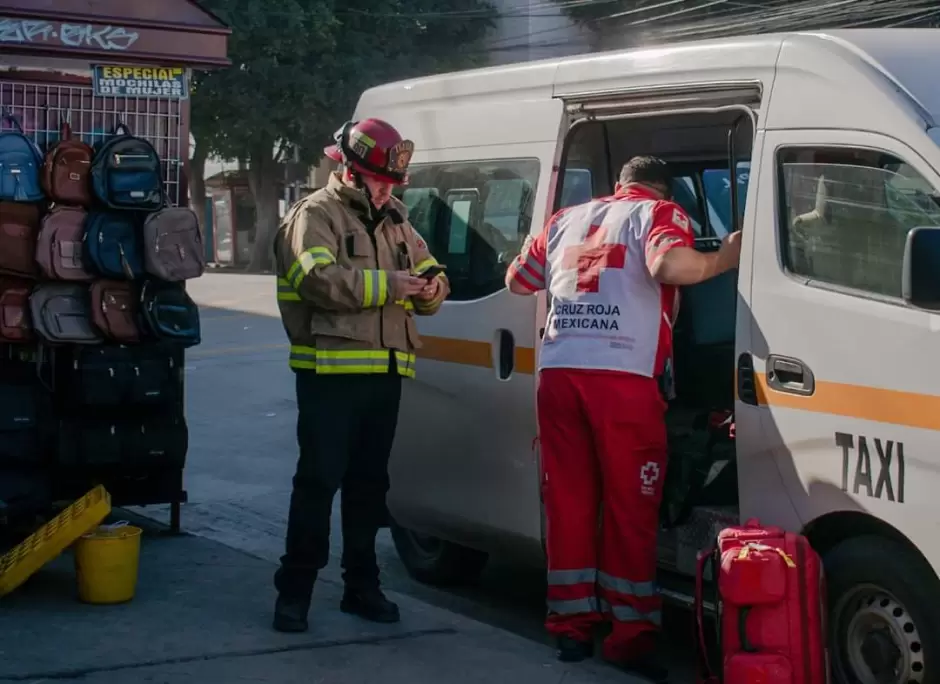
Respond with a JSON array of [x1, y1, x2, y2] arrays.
[[766, 354, 815, 396], [494, 329, 515, 380]]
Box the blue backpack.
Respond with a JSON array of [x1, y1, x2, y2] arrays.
[[83, 211, 145, 279], [91, 123, 164, 210], [0, 114, 44, 203]]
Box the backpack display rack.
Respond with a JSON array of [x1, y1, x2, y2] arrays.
[[0, 111, 205, 532]]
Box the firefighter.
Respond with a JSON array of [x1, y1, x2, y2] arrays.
[[505, 156, 741, 681], [272, 118, 449, 633]]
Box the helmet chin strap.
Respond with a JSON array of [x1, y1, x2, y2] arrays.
[[349, 168, 385, 214]]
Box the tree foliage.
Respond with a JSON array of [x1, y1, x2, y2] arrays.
[[190, 0, 497, 269]]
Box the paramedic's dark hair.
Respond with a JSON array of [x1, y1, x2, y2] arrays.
[[619, 156, 672, 187]]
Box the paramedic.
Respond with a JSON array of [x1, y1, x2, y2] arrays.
[[505, 156, 741, 680], [272, 118, 449, 633]]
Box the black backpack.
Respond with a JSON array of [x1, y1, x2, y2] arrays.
[[91, 123, 164, 210], [139, 281, 201, 348]]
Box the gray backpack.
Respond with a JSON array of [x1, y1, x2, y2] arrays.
[[142, 207, 206, 281], [30, 283, 103, 345]]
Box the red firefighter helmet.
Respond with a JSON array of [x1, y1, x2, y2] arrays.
[[323, 118, 414, 185]]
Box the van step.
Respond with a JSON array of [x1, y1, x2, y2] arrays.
[[657, 569, 716, 614], [657, 505, 738, 577]]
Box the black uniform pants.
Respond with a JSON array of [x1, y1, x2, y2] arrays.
[[274, 369, 402, 599]]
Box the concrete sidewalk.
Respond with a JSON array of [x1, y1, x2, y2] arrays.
[[0, 522, 631, 683]]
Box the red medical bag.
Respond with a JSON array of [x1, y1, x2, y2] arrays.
[[695, 519, 829, 684]]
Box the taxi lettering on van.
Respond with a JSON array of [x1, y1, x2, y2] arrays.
[[835, 432, 907, 503]]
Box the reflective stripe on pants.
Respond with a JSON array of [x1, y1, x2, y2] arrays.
[[538, 368, 667, 653]]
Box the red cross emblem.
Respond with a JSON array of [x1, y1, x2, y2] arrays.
[[561, 223, 626, 293]]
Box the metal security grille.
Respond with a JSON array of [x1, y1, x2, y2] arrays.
[[0, 79, 184, 205]]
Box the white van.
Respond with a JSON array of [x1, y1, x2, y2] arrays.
[[353, 29, 940, 684]]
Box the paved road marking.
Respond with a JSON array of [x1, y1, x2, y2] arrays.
[[199, 311, 277, 321], [187, 343, 288, 358]]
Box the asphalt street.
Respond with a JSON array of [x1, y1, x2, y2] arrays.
[[130, 269, 697, 676]]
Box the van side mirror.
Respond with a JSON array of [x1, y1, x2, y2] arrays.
[[902, 226, 940, 310]]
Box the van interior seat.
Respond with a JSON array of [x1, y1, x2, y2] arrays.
[[468, 179, 533, 289], [673, 259, 738, 411]]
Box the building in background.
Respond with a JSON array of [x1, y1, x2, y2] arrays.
[[483, 0, 592, 65]]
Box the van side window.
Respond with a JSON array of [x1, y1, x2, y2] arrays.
[[777, 147, 940, 299], [702, 162, 750, 237], [394, 158, 541, 301], [560, 168, 593, 208]]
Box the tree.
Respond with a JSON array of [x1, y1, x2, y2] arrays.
[[191, 0, 497, 271]]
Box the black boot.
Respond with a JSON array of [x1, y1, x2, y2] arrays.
[[340, 586, 400, 623], [272, 566, 314, 633], [556, 635, 595, 662], [273, 593, 311, 633]]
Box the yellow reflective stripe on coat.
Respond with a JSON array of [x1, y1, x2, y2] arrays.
[[394, 298, 415, 311], [362, 270, 389, 308], [286, 247, 335, 289], [276, 277, 301, 301], [414, 257, 438, 275], [288, 345, 415, 378]]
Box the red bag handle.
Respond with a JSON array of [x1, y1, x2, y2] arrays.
[[695, 547, 721, 684]]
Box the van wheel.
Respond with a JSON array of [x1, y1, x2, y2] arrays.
[[824, 536, 940, 684], [389, 520, 489, 586]]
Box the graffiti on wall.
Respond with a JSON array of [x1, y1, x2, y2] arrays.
[[0, 18, 139, 52]]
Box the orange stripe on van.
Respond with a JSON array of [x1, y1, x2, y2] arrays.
[[755, 373, 940, 432], [416, 345, 940, 429], [418, 336, 535, 375]]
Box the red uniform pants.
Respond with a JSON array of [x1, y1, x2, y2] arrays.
[[538, 368, 667, 660]]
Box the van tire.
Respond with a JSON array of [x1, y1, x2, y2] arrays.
[[824, 535, 940, 684], [390, 520, 489, 586]]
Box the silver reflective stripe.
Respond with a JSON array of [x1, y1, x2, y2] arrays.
[[546, 596, 600, 615], [547, 568, 597, 586], [513, 259, 543, 289], [317, 355, 389, 371], [600, 599, 662, 626], [598, 571, 656, 597], [290, 350, 316, 363]]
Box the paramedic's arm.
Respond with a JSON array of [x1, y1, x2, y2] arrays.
[[407, 224, 451, 315], [646, 203, 742, 285], [505, 232, 548, 296], [280, 205, 424, 311]]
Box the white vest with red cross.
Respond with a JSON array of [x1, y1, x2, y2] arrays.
[[538, 194, 680, 377]]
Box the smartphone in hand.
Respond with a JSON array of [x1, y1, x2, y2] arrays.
[[417, 264, 446, 280]]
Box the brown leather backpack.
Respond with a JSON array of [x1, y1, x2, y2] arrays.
[[0, 277, 33, 342], [90, 280, 140, 343], [35, 206, 94, 282], [41, 122, 94, 207], [0, 202, 40, 278]]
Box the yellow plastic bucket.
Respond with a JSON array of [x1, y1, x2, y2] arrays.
[[73, 521, 142, 604]]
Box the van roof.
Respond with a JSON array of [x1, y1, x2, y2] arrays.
[[357, 29, 940, 122]]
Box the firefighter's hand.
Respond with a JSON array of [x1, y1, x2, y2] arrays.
[[414, 276, 441, 302], [389, 271, 427, 299]]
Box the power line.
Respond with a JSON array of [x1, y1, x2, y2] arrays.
[[466, 0, 940, 57]]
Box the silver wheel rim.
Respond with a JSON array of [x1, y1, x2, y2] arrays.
[[833, 584, 924, 684]]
